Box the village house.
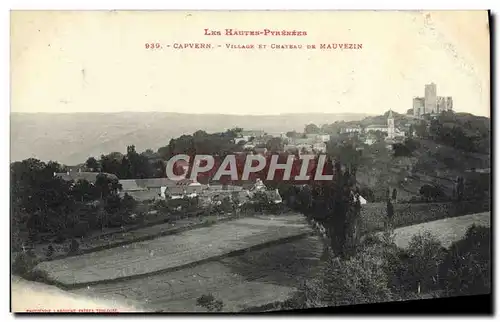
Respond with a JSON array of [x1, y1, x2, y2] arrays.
[[119, 178, 204, 201], [364, 133, 378, 145], [318, 134, 331, 143], [233, 137, 248, 145], [365, 125, 389, 133], [312, 142, 327, 153], [297, 143, 313, 154], [243, 142, 256, 150], [292, 137, 316, 146], [239, 130, 266, 139], [341, 126, 362, 134]]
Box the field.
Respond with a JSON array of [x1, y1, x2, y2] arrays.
[[32, 210, 241, 262], [71, 235, 323, 312], [34, 214, 312, 286], [390, 211, 491, 249], [357, 139, 490, 201], [360, 201, 489, 233]]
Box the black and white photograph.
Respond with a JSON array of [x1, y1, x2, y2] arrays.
[[9, 10, 492, 314]]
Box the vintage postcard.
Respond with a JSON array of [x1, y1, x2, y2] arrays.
[[10, 10, 491, 313]]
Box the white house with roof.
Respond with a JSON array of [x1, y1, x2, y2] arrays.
[[312, 142, 327, 153], [119, 178, 204, 201], [341, 126, 362, 134], [364, 133, 378, 145], [318, 134, 331, 143]]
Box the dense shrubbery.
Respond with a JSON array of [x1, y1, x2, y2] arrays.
[[389, 232, 447, 295], [419, 184, 447, 202], [439, 224, 491, 296], [421, 112, 490, 155], [196, 294, 224, 312], [11, 158, 138, 250], [280, 225, 491, 311], [393, 139, 420, 157], [12, 252, 39, 278]]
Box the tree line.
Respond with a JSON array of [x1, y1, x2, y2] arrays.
[[11, 158, 137, 249]]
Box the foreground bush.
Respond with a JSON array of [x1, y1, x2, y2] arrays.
[[439, 225, 491, 296], [11, 252, 40, 279], [287, 239, 396, 309], [278, 224, 490, 311], [389, 232, 447, 295], [196, 294, 224, 312]]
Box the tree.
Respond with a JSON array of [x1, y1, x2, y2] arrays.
[[68, 239, 80, 255], [231, 191, 241, 209], [455, 176, 465, 201], [298, 158, 361, 258], [386, 199, 394, 229], [419, 184, 444, 202], [71, 179, 98, 202], [85, 157, 100, 172], [266, 137, 285, 153], [414, 121, 427, 138], [46, 245, 54, 258], [439, 225, 490, 296], [122, 193, 138, 212], [225, 127, 243, 138], [286, 131, 298, 138], [327, 141, 361, 172], [360, 187, 375, 202], [393, 143, 412, 157], [11, 159, 78, 241], [100, 154, 123, 177], [12, 252, 39, 278], [404, 232, 447, 294], [95, 174, 122, 199], [304, 123, 320, 134], [251, 191, 270, 212], [291, 241, 394, 309], [104, 194, 122, 215], [464, 174, 489, 201], [392, 188, 397, 200]]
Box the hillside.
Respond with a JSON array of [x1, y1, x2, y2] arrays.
[[356, 138, 490, 200], [390, 212, 490, 249], [10, 112, 370, 165], [354, 111, 490, 200]]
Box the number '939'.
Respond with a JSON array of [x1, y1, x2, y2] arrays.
[[145, 43, 162, 49]]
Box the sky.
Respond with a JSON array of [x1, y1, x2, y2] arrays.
[[11, 10, 490, 117]]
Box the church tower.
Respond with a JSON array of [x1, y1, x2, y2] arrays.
[[387, 110, 395, 139]]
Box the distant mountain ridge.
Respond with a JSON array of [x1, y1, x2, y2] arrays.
[[11, 112, 371, 165]]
